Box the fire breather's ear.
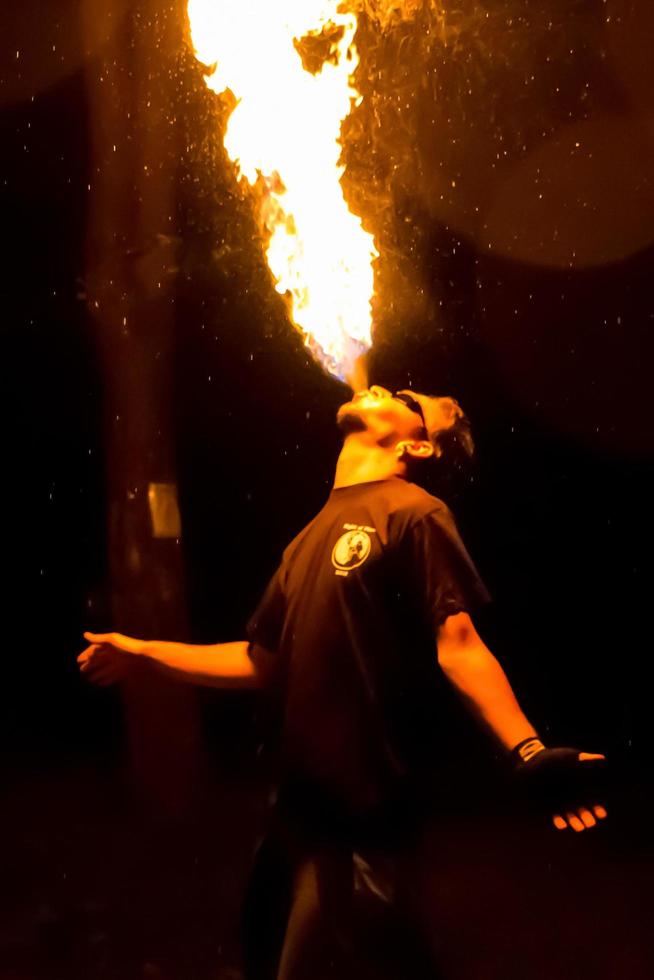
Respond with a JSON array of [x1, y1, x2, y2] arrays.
[[397, 440, 435, 461]]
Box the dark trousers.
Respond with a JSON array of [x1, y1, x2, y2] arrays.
[[242, 814, 438, 980]]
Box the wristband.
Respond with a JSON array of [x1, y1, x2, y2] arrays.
[[512, 736, 546, 764]]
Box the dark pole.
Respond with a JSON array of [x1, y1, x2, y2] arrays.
[[83, 0, 201, 813]]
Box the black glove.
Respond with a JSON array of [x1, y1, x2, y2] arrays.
[[511, 737, 606, 815]]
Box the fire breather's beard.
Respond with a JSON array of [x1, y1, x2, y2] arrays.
[[336, 406, 367, 435]]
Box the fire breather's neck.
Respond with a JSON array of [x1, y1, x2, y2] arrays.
[[333, 436, 406, 489]]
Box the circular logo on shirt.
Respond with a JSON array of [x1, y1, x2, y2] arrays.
[[331, 530, 372, 572]]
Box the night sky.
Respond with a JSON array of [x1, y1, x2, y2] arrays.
[[1, 2, 653, 978]]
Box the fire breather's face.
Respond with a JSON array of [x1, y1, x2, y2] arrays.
[[336, 386, 427, 441]]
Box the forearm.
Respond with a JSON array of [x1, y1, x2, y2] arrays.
[[141, 639, 260, 688], [440, 641, 537, 750]]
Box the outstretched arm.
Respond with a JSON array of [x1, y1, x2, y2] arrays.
[[437, 611, 607, 831], [437, 611, 537, 751], [79, 632, 264, 688]]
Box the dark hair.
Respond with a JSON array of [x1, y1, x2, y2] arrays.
[[431, 407, 474, 465], [407, 396, 475, 493]]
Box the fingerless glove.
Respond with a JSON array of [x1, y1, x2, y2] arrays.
[[511, 737, 604, 812]]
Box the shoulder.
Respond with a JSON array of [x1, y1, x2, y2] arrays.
[[375, 481, 459, 548], [387, 480, 453, 526], [280, 508, 325, 565]]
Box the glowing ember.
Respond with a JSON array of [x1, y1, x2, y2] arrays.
[[187, 0, 378, 384]]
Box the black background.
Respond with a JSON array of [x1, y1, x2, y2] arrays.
[[1, 2, 653, 978]]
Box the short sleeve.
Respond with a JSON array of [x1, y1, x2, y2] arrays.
[[409, 505, 491, 626], [246, 566, 286, 654]]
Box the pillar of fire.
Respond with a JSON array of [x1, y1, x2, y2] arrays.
[[187, 0, 378, 389]]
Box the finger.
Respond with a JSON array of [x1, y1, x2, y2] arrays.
[[77, 645, 100, 663], [578, 753, 605, 762], [80, 659, 107, 677], [79, 654, 107, 672], [593, 805, 608, 820], [80, 652, 114, 674], [566, 813, 586, 833], [79, 647, 113, 669], [577, 808, 597, 829], [552, 814, 567, 830], [84, 632, 116, 644]]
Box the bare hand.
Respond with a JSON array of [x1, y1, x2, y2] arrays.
[[552, 752, 607, 831], [77, 631, 146, 686]]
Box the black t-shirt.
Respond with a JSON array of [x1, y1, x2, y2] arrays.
[[247, 477, 490, 827]]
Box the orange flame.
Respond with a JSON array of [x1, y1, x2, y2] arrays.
[[188, 0, 378, 384]]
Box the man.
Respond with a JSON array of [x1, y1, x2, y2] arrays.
[[80, 386, 606, 978]]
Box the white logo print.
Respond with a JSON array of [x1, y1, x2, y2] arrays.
[[332, 528, 373, 576]]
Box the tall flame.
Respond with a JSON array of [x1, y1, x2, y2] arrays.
[[188, 0, 377, 383]]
